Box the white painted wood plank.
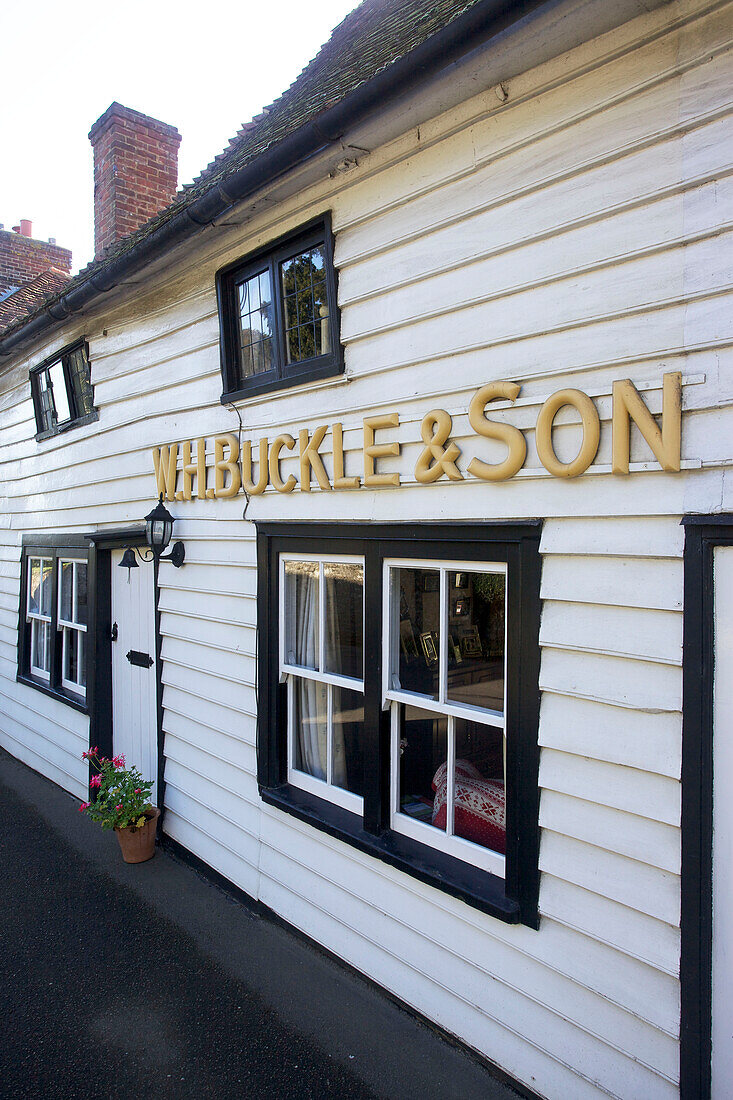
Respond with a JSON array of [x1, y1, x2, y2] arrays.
[[540, 789, 680, 872], [539, 516, 684, 558], [161, 635, 256, 687], [163, 709, 257, 772], [539, 874, 680, 977], [540, 601, 683, 666], [539, 692, 681, 778], [540, 555, 682, 610], [539, 831, 680, 926], [540, 647, 682, 711], [539, 747, 681, 825]]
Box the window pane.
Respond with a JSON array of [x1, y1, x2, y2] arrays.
[[60, 561, 73, 622], [446, 572, 505, 713], [293, 676, 327, 781], [281, 243, 327, 365], [64, 628, 78, 683], [284, 560, 319, 669], [76, 563, 88, 626], [393, 567, 440, 699], [238, 269, 273, 378], [452, 718, 506, 854], [35, 371, 54, 432], [79, 632, 86, 688], [40, 561, 52, 617], [324, 562, 363, 679], [332, 686, 364, 796], [49, 361, 71, 424], [28, 559, 42, 615], [67, 346, 94, 417], [398, 704, 447, 830], [32, 620, 50, 674]]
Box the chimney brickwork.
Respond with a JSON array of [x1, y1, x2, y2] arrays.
[[0, 228, 72, 294], [89, 102, 181, 258]]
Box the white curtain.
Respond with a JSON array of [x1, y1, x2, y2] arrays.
[[291, 563, 348, 788]]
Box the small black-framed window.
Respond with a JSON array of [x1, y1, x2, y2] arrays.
[[217, 215, 343, 403], [257, 522, 542, 928], [18, 538, 91, 713], [30, 340, 97, 440]]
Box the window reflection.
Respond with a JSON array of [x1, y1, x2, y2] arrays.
[[446, 571, 505, 713], [281, 243, 329, 364], [237, 268, 273, 377], [394, 567, 440, 699]]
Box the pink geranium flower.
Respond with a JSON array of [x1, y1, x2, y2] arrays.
[[112, 754, 126, 769], [115, 804, 123, 811], [90, 774, 101, 788], [79, 802, 90, 812]]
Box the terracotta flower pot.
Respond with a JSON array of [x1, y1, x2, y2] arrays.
[[114, 807, 160, 864]]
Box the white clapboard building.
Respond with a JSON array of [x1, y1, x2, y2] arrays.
[[0, 0, 731, 1096]]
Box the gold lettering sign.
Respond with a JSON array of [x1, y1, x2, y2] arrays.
[[151, 374, 685, 502]]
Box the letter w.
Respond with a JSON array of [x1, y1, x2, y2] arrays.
[[153, 444, 178, 500]]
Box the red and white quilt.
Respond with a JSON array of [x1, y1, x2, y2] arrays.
[[432, 759, 506, 855]]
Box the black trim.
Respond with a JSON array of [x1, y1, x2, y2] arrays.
[[29, 339, 98, 439], [680, 515, 733, 1099], [17, 539, 92, 712], [161, 830, 544, 1100], [85, 525, 147, 549], [153, 555, 167, 836], [217, 214, 343, 402], [262, 784, 519, 920], [256, 520, 542, 927]]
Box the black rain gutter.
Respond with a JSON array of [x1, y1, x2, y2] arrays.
[[0, 0, 548, 360]]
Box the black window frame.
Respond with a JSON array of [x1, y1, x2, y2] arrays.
[[256, 521, 542, 928], [216, 214, 343, 403], [30, 339, 98, 441], [17, 536, 92, 714]]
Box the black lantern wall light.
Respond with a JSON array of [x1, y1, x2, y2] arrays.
[[119, 495, 185, 578]]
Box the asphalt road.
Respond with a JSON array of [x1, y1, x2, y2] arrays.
[[0, 748, 524, 1100]]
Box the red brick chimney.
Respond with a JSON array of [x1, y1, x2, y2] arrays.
[[0, 225, 72, 294], [88, 102, 181, 259]]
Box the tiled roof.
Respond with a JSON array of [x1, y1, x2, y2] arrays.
[[0, 0, 496, 345], [0, 270, 71, 330]]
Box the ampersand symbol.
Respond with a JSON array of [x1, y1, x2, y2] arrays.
[[414, 409, 463, 484]]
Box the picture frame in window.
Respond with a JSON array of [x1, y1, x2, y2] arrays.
[[452, 596, 471, 617], [420, 631, 438, 664], [461, 629, 483, 658]]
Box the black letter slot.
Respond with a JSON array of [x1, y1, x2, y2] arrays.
[[126, 649, 154, 668]]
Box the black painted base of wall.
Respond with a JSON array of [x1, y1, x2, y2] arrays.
[[161, 831, 543, 1100]]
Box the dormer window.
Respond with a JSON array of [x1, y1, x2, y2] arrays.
[[30, 341, 97, 439]]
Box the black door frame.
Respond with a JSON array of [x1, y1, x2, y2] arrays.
[[681, 515, 733, 1098], [84, 528, 165, 813]]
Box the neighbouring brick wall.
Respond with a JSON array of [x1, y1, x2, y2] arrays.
[[88, 102, 181, 258], [0, 232, 72, 294]]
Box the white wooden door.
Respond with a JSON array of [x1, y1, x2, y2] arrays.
[[712, 547, 733, 1096], [111, 549, 158, 806]]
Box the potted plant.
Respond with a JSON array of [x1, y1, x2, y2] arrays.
[[79, 748, 159, 863]]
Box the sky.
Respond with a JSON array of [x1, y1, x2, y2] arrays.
[[1, 0, 359, 275]]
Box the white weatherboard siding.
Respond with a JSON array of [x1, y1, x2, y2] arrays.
[[0, 1, 730, 1096]]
